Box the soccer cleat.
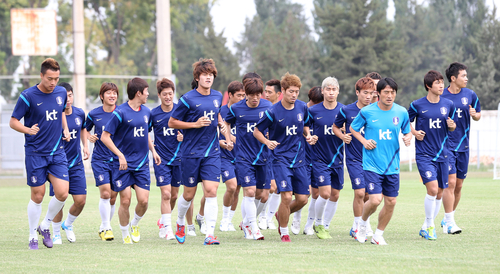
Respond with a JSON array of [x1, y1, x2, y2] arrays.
[[441, 219, 447, 233], [350, 228, 357, 239], [204, 235, 220, 245], [315, 225, 329, 239], [219, 218, 229, 232], [99, 230, 106, 241], [130, 225, 140, 243], [267, 220, 277, 230], [371, 235, 388, 245], [325, 228, 333, 239], [37, 226, 53, 248], [419, 229, 429, 239], [258, 215, 267, 230], [227, 223, 236, 232], [165, 226, 175, 240], [175, 223, 186, 244], [291, 220, 300, 235], [123, 235, 133, 244], [187, 225, 196, 236], [29, 239, 38, 250], [61, 221, 76, 243], [196, 215, 207, 235], [52, 234, 62, 245], [242, 224, 253, 240], [104, 229, 114, 241], [303, 227, 315, 235], [158, 219, 167, 238], [447, 224, 462, 235], [427, 227, 437, 240], [357, 225, 367, 243], [281, 235, 291, 242], [253, 229, 265, 240]]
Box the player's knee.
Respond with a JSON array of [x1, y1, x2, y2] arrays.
[[100, 191, 111, 199], [56, 192, 68, 201], [137, 198, 148, 208], [354, 191, 364, 200], [369, 196, 382, 206], [384, 197, 397, 207], [120, 197, 131, 207]]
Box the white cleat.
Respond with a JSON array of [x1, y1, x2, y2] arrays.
[[165, 226, 175, 240], [53, 234, 62, 245], [227, 223, 236, 232], [371, 235, 388, 245], [159, 227, 167, 238], [187, 225, 196, 236], [303, 227, 315, 235], [196, 216, 207, 235], [243, 225, 253, 240], [258, 216, 267, 230], [267, 219, 277, 230], [365, 222, 374, 237], [62, 221, 76, 243], [291, 220, 300, 235], [447, 223, 462, 235], [219, 219, 229, 232], [357, 225, 367, 243], [253, 228, 265, 240]]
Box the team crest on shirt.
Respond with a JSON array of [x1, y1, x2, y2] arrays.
[[318, 176, 325, 183], [143, 115, 148, 124], [440, 107, 447, 115], [392, 117, 399, 126], [297, 113, 303, 122], [244, 176, 251, 183], [461, 97, 468, 106], [281, 180, 287, 188], [116, 180, 122, 188], [75, 117, 81, 126], [259, 111, 264, 119], [368, 183, 375, 191], [56, 96, 63, 106], [354, 178, 361, 185], [31, 176, 37, 183], [425, 171, 432, 178], [188, 177, 195, 184], [223, 171, 229, 178], [213, 100, 219, 108], [159, 176, 164, 183], [98, 174, 104, 182]]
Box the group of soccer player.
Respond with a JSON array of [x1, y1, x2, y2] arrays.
[[11, 57, 480, 249]]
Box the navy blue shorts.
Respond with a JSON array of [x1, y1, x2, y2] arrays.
[[267, 160, 275, 184], [153, 161, 181, 187], [365, 170, 400, 197], [25, 151, 68, 187], [221, 157, 236, 182], [273, 160, 310, 195], [50, 162, 87, 196], [312, 160, 344, 190], [181, 156, 221, 186], [112, 161, 151, 192], [416, 155, 449, 189], [236, 160, 269, 189], [448, 151, 469, 179], [346, 159, 365, 190], [91, 159, 113, 187]]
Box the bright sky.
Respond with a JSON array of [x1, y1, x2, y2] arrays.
[[211, 0, 500, 53]]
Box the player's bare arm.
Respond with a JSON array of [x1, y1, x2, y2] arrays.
[[148, 134, 161, 165], [101, 131, 127, 170], [253, 127, 279, 150], [410, 124, 426, 141], [350, 125, 376, 150], [62, 112, 71, 142], [332, 123, 352, 144], [81, 128, 90, 160], [9, 117, 39, 136], [469, 105, 481, 121], [168, 116, 210, 129]]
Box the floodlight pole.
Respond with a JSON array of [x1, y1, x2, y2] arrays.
[[73, 0, 86, 111], [156, 0, 172, 82]]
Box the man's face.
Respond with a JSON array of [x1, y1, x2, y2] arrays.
[[265, 85, 280, 103], [197, 72, 214, 89], [453, 70, 468, 88], [378, 86, 396, 108], [229, 90, 245, 105], [282, 86, 299, 105], [356, 88, 374, 107], [101, 89, 118, 106], [137, 87, 149, 104], [159, 88, 174, 107], [371, 79, 380, 103], [428, 79, 444, 96], [66, 90, 73, 109], [246, 93, 261, 108], [322, 85, 339, 103], [39, 69, 60, 92]]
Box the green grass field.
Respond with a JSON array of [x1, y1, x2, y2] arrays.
[[1, 172, 499, 273]]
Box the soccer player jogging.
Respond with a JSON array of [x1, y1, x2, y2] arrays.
[[440, 62, 481, 234], [254, 72, 315, 242], [10, 58, 71, 249], [219, 81, 245, 232], [408, 70, 456, 240], [309, 77, 344, 239], [350, 77, 412, 245], [151, 78, 183, 240], [101, 78, 161, 244], [333, 77, 376, 239], [84, 82, 119, 241], [225, 77, 273, 240], [168, 58, 232, 245], [51, 83, 90, 244]]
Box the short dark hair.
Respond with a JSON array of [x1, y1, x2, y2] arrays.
[[365, 72, 382, 80], [99, 82, 119, 103], [41, 58, 60, 74], [355, 77, 376, 92], [156, 78, 175, 94], [127, 77, 148, 100], [58, 82, 73, 93], [227, 81, 244, 95], [308, 86, 323, 104], [424, 70, 444, 91], [192, 58, 218, 82], [243, 78, 263, 96], [242, 72, 261, 83], [377, 77, 398, 93], [265, 79, 281, 94], [445, 62, 467, 82]]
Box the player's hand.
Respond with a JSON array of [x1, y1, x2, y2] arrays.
[[83, 146, 90, 160], [265, 131, 269, 139], [225, 140, 234, 151], [343, 133, 352, 144], [446, 117, 456, 130], [364, 139, 376, 150], [195, 116, 211, 128], [306, 135, 317, 145], [340, 125, 346, 134], [219, 122, 227, 134], [88, 133, 98, 143], [220, 140, 229, 150], [177, 131, 183, 142], [403, 133, 412, 147], [28, 124, 39, 136], [266, 140, 280, 150], [63, 128, 71, 142], [469, 105, 477, 117], [118, 154, 128, 170], [413, 130, 425, 141], [153, 152, 161, 166]]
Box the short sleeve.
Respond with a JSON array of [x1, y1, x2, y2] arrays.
[[408, 101, 418, 122], [303, 106, 311, 127], [334, 107, 347, 128], [225, 105, 236, 125], [351, 109, 367, 132], [84, 113, 94, 132], [12, 93, 30, 121], [401, 112, 411, 135], [105, 110, 123, 135], [256, 109, 274, 132], [171, 96, 190, 121], [449, 101, 456, 120], [471, 91, 481, 112]]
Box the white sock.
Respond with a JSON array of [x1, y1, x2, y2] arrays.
[[244, 196, 258, 232], [28, 200, 42, 239], [204, 197, 218, 236], [256, 200, 267, 217], [120, 224, 130, 239], [353, 216, 361, 230], [130, 212, 143, 226], [433, 199, 442, 220], [305, 198, 316, 229], [228, 210, 236, 222], [374, 228, 384, 237], [110, 204, 116, 221], [323, 200, 338, 229], [254, 198, 259, 209], [99, 198, 111, 231], [280, 226, 289, 236], [444, 212, 453, 226], [176, 195, 191, 226], [40, 197, 65, 230], [188, 224, 195, 230], [222, 206, 230, 220], [65, 213, 77, 227], [196, 213, 204, 221], [314, 196, 328, 226], [52, 221, 62, 235], [293, 208, 302, 222], [366, 216, 372, 230], [241, 198, 247, 224], [424, 194, 437, 229], [161, 213, 171, 227], [266, 193, 280, 220]]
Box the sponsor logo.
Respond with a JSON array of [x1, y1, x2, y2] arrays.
[[204, 110, 215, 121], [286, 125, 298, 136], [157, 119, 162, 123], [37, 102, 43, 106], [96, 118, 102, 121], [133, 127, 145, 137], [316, 117, 323, 120], [46, 110, 58, 121], [128, 119, 133, 123], [196, 104, 202, 107], [239, 115, 245, 118], [63, 174, 68, 177], [372, 120, 378, 123], [279, 118, 285, 122], [379, 129, 392, 140], [422, 110, 428, 113], [69, 129, 78, 140]]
